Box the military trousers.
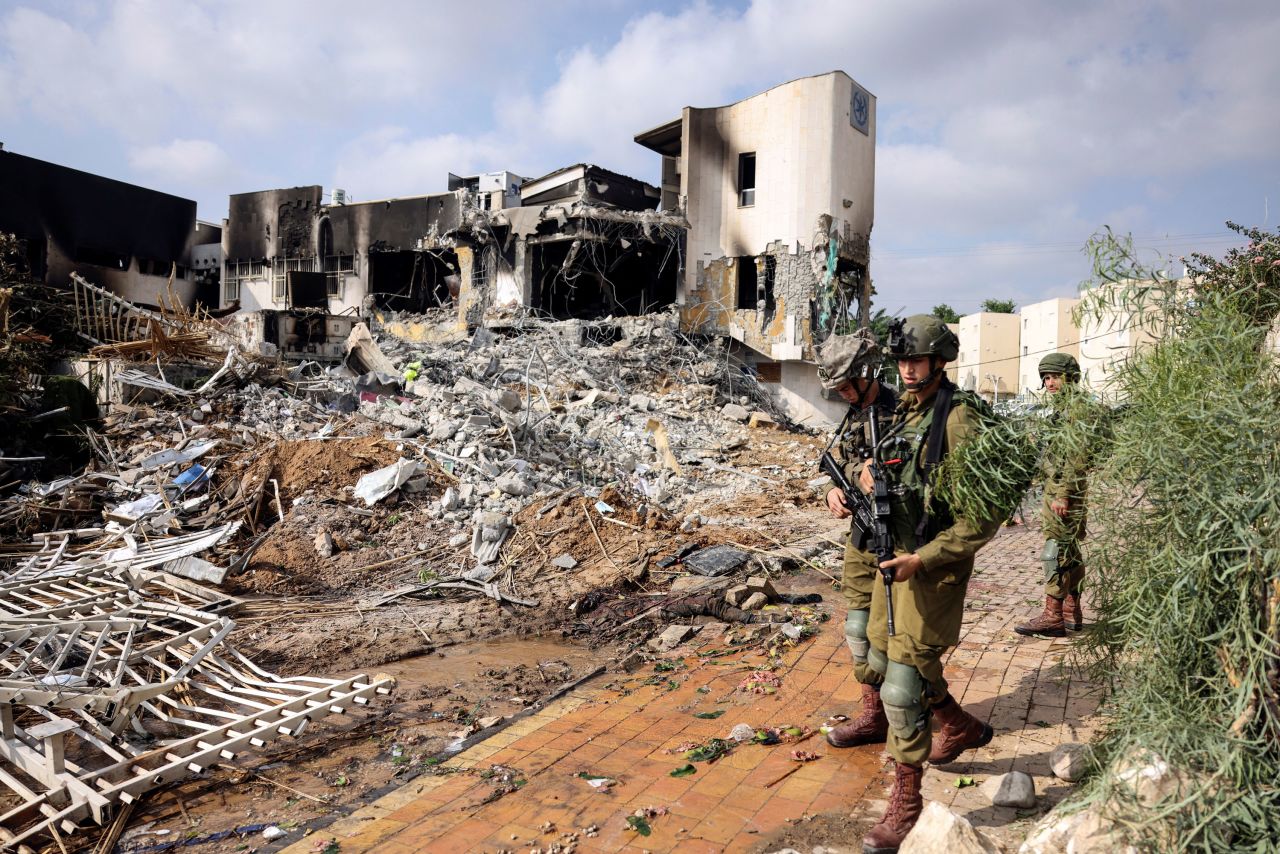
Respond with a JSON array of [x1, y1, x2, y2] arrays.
[[1042, 498, 1086, 599], [864, 553, 973, 766], [841, 536, 883, 687]]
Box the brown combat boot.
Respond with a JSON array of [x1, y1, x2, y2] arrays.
[[928, 695, 993, 764], [1064, 593, 1084, 631], [862, 761, 924, 853], [826, 684, 889, 747], [1015, 595, 1065, 637]]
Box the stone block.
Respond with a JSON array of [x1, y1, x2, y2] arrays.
[[655, 624, 698, 650], [721, 402, 750, 422], [494, 388, 522, 412], [1050, 742, 1094, 783], [629, 393, 655, 412], [981, 771, 1037, 808], [740, 592, 768, 611], [901, 802, 1003, 854], [725, 584, 751, 607]]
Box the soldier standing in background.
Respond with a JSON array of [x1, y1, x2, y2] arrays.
[[854, 315, 1001, 854], [1016, 352, 1088, 637], [817, 329, 899, 748]]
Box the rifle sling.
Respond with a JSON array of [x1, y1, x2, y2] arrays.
[[914, 377, 957, 548]]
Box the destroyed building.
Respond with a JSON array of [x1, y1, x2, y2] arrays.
[[219, 164, 686, 353], [635, 70, 876, 424], [215, 71, 872, 423], [0, 147, 220, 308]]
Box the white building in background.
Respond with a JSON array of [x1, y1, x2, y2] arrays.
[[954, 311, 1020, 400], [1076, 281, 1169, 395], [1018, 297, 1080, 393]]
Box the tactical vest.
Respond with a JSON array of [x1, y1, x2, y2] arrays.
[[836, 383, 900, 478], [879, 380, 990, 551]]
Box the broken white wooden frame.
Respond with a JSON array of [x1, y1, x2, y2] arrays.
[[0, 531, 391, 851]]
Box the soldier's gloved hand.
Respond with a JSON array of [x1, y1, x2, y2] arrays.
[[858, 465, 875, 495], [1050, 497, 1069, 518], [879, 552, 924, 582], [826, 488, 852, 519]]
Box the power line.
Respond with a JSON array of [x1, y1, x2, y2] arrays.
[[872, 231, 1243, 261]]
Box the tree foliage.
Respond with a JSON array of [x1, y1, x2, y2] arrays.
[[939, 222, 1280, 850], [980, 298, 1017, 314], [931, 303, 961, 323]]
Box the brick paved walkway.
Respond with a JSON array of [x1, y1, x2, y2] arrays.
[[282, 523, 1102, 853]]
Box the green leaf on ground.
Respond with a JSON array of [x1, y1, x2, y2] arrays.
[[575, 772, 612, 781], [696, 686, 710, 694], [685, 738, 731, 762], [670, 764, 697, 777], [626, 816, 652, 836], [693, 710, 724, 719], [954, 776, 977, 788]]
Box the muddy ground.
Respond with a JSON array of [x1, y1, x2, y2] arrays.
[[96, 427, 841, 854]]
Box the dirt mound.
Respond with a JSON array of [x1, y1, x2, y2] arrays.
[[238, 435, 402, 506]]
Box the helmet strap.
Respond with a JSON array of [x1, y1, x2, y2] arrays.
[[903, 357, 944, 392]]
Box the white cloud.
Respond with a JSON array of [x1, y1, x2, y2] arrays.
[[129, 138, 238, 188], [3, 0, 1275, 311], [330, 128, 517, 202], [0, 0, 550, 138]]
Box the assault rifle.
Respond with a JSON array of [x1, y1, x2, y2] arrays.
[[819, 406, 897, 636]]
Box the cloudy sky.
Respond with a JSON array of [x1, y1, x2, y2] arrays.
[[2, 0, 1276, 313]]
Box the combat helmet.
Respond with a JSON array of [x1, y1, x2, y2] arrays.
[[1038, 352, 1081, 383], [887, 314, 960, 362], [817, 328, 882, 391]]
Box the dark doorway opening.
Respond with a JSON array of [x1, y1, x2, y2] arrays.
[[367, 250, 459, 312], [736, 256, 757, 309]]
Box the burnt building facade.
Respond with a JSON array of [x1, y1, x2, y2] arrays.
[[223, 164, 685, 330], [221, 185, 472, 316], [635, 70, 876, 423], [0, 148, 216, 307]]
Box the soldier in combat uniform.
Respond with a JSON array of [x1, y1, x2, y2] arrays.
[[817, 329, 899, 747], [1016, 352, 1088, 637], [854, 315, 1001, 854]]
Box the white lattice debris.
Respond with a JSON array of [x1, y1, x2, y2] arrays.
[[0, 533, 394, 852]]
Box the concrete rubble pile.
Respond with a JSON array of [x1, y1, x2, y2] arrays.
[[352, 308, 804, 549], [0, 288, 823, 849]]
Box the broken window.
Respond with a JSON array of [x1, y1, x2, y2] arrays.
[[736, 256, 758, 309], [471, 247, 491, 291], [738, 152, 756, 207], [273, 257, 314, 302], [762, 254, 776, 316], [224, 277, 240, 304], [322, 254, 355, 297]]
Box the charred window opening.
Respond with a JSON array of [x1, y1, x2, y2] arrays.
[[472, 247, 492, 291], [530, 236, 677, 321], [74, 246, 129, 270], [287, 271, 327, 309], [736, 256, 757, 309], [762, 254, 776, 317], [738, 152, 756, 207], [367, 250, 458, 312]]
